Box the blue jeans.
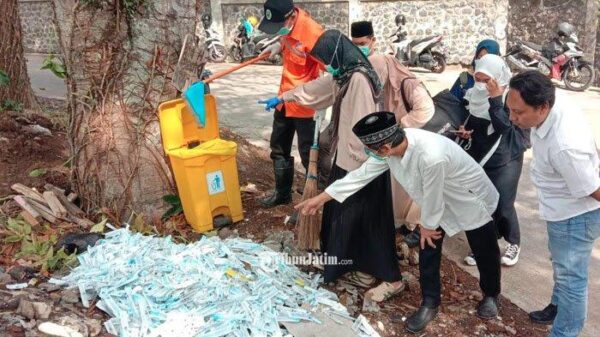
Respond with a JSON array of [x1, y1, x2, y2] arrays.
[[547, 208, 600, 337]]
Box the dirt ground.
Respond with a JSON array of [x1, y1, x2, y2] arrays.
[[0, 112, 70, 197], [0, 117, 550, 337], [221, 128, 550, 337]]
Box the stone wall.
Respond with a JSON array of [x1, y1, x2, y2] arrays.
[[199, 0, 211, 15], [220, 1, 349, 47], [360, 0, 509, 64], [16, 0, 600, 81], [18, 0, 60, 54], [508, 0, 596, 61]]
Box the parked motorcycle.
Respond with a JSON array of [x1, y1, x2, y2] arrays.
[[229, 23, 282, 65], [201, 14, 228, 63], [504, 22, 595, 92], [386, 14, 447, 73]]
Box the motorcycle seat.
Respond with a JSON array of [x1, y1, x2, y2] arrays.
[[409, 36, 439, 47], [523, 41, 543, 52]]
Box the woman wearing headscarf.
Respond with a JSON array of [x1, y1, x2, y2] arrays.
[[456, 54, 528, 267], [450, 39, 501, 101], [259, 30, 403, 302]]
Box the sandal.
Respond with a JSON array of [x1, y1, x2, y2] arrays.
[[343, 271, 377, 289], [366, 281, 405, 302]]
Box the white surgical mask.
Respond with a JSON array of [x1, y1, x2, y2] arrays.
[[474, 82, 488, 91]]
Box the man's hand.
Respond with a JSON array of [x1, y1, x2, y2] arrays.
[[486, 78, 505, 98], [419, 225, 443, 250], [260, 41, 282, 60], [295, 192, 333, 215], [258, 97, 283, 112], [591, 187, 600, 201]]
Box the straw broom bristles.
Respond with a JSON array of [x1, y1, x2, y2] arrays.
[[297, 147, 321, 251]]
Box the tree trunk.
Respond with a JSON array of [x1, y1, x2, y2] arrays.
[[0, 0, 38, 110], [51, 0, 201, 219]]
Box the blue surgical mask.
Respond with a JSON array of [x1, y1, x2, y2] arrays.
[[326, 64, 340, 77], [364, 147, 387, 161], [359, 46, 371, 56], [325, 33, 343, 77], [277, 25, 293, 36]]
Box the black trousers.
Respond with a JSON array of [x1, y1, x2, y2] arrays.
[[485, 154, 524, 245], [420, 221, 501, 308], [269, 106, 315, 171]]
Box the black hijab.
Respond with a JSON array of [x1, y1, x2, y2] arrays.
[[310, 29, 382, 95]]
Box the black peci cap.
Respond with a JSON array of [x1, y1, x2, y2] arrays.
[[258, 0, 295, 34], [351, 21, 374, 38], [353, 112, 399, 147]]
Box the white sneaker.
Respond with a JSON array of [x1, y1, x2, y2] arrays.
[[464, 252, 477, 266], [501, 244, 520, 266]]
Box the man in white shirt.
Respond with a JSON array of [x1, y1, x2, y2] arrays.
[[506, 71, 600, 337], [296, 112, 501, 333]]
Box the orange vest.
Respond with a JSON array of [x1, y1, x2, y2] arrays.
[[278, 9, 324, 118]]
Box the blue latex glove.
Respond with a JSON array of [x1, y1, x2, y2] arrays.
[[258, 97, 283, 112]]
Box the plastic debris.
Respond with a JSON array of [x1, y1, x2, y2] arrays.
[[6, 283, 28, 290], [58, 228, 354, 337], [352, 315, 382, 337], [38, 322, 84, 337]]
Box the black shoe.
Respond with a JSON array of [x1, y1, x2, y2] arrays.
[[529, 303, 557, 325], [259, 158, 294, 208], [404, 228, 421, 249], [477, 296, 500, 319], [406, 306, 438, 333]]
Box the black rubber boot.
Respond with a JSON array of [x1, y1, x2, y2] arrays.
[[477, 296, 500, 319], [260, 157, 294, 208]]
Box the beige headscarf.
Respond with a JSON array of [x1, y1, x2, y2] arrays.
[[368, 54, 421, 123]]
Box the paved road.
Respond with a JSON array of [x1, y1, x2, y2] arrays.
[[28, 56, 600, 336], [205, 62, 600, 337], [26, 54, 68, 100]]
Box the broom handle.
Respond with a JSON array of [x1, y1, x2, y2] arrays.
[[307, 116, 322, 180], [312, 114, 322, 148], [204, 54, 270, 84]]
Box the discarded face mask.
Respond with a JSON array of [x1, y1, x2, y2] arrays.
[[57, 228, 361, 337]]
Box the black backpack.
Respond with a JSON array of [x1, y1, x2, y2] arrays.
[[400, 78, 469, 139]]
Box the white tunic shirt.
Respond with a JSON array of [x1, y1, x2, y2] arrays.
[[530, 94, 600, 221], [325, 129, 499, 237]]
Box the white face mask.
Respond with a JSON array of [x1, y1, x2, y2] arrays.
[[474, 82, 488, 91]]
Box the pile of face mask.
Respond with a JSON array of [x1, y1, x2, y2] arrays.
[[52, 228, 365, 337]]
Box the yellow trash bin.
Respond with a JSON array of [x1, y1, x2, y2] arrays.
[[158, 95, 244, 233]]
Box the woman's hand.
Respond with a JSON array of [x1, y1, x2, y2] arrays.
[[295, 192, 333, 215], [456, 125, 473, 140], [486, 78, 505, 98]]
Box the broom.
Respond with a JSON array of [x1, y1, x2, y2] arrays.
[[297, 113, 324, 251]]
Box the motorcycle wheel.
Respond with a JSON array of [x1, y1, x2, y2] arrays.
[[271, 54, 283, 66], [430, 52, 446, 74], [563, 62, 595, 92], [229, 46, 242, 63], [209, 45, 228, 63]]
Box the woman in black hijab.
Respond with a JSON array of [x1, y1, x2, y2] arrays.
[[277, 30, 403, 301]]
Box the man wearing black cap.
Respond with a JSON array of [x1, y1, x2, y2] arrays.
[[351, 21, 377, 57], [296, 112, 502, 333], [256, 0, 324, 209]]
